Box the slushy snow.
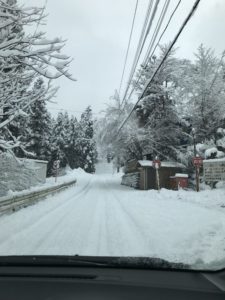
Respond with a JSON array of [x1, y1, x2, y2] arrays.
[[0, 162, 224, 270]]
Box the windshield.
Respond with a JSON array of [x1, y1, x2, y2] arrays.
[[0, 0, 225, 272]]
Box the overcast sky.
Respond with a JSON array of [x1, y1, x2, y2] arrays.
[[20, 0, 225, 118]]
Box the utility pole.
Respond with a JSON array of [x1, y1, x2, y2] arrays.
[[153, 156, 161, 192], [192, 128, 200, 192]]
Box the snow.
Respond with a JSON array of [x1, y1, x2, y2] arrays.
[[138, 160, 152, 167], [138, 160, 185, 168], [205, 147, 225, 159], [203, 157, 225, 163], [0, 162, 224, 271], [217, 136, 225, 148], [175, 173, 188, 178]]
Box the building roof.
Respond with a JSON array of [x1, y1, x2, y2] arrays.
[[138, 160, 186, 168], [175, 173, 188, 178], [203, 157, 225, 163]]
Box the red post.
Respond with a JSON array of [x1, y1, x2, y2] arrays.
[[192, 157, 203, 192], [152, 157, 161, 192]]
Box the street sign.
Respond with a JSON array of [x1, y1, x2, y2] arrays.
[[203, 159, 225, 182], [152, 159, 161, 169], [192, 156, 203, 166]]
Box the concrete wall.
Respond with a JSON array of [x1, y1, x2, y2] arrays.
[[0, 154, 47, 197], [24, 159, 48, 184]]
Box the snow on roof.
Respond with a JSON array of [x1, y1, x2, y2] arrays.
[[23, 159, 48, 164], [175, 173, 188, 178], [138, 160, 152, 167], [138, 160, 185, 168], [203, 157, 225, 163], [161, 161, 185, 168]]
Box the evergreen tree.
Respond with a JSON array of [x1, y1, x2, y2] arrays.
[[133, 45, 183, 160], [51, 112, 68, 169], [66, 116, 82, 169], [79, 106, 97, 173], [26, 78, 52, 160]]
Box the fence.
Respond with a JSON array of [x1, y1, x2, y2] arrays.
[[0, 180, 76, 215]]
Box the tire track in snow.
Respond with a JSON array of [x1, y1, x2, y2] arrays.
[[94, 177, 151, 256], [30, 177, 96, 254], [0, 177, 94, 254], [76, 175, 111, 256]]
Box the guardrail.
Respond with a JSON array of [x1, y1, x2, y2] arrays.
[[0, 179, 76, 215]]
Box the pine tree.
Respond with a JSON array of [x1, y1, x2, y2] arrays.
[[79, 106, 97, 173], [51, 112, 68, 169], [133, 45, 183, 160], [26, 78, 52, 161], [66, 116, 82, 169]]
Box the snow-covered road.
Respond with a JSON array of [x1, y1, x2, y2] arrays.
[[0, 162, 225, 269]]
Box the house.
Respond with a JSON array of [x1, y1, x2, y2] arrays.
[[121, 159, 186, 190]]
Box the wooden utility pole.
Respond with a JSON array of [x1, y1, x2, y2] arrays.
[[153, 157, 161, 192], [192, 128, 202, 192]]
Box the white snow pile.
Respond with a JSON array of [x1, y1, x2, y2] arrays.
[[205, 147, 225, 159]]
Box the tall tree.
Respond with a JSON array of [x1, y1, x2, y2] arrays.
[[66, 116, 82, 169], [0, 0, 75, 154], [79, 106, 97, 173], [133, 45, 183, 160], [182, 45, 225, 142], [51, 112, 68, 168], [26, 78, 52, 160]]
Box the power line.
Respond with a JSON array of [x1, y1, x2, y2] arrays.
[[116, 0, 201, 136], [125, 0, 182, 103], [148, 0, 182, 64], [142, 0, 171, 67], [120, 0, 157, 106], [118, 0, 139, 97]]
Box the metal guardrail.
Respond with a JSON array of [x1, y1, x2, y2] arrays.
[[0, 179, 76, 215]]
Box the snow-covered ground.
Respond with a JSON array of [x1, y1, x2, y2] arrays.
[[0, 162, 225, 270]]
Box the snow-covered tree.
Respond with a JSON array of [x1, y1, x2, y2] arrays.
[[65, 116, 82, 169], [96, 90, 142, 169], [133, 45, 184, 160], [79, 106, 97, 173], [181, 45, 225, 143], [50, 112, 68, 169], [0, 0, 75, 154], [26, 78, 52, 160]]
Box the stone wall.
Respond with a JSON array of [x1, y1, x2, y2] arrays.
[[0, 153, 43, 197]]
